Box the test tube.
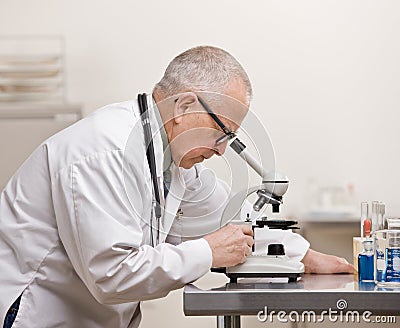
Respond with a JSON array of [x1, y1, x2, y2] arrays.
[[361, 202, 369, 237], [378, 202, 385, 230], [371, 201, 379, 233]]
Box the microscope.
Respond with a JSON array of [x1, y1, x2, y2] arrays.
[[214, 138, 304, 283]]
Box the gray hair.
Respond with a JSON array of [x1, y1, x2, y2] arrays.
[[153, 46, 252, 104]]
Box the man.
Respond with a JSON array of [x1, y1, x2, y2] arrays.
[[0, 46, 353, 328]]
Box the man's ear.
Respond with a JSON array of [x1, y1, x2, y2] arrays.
[[173, 92, 198, 124]]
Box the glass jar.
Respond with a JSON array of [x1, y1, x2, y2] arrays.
[[387, 218, 400, 230], [374, 229, 400, 287]]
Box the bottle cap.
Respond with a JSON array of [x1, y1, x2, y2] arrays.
[[362, 238, 373, 252]]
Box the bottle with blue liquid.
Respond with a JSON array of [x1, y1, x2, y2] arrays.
[[358, 240, 374, 281], [358, 219, 374, 282]]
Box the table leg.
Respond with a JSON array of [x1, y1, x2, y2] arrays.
[[216, 315, 241, 328]]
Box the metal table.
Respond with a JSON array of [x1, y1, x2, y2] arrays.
[[184, 274, 400, 328]]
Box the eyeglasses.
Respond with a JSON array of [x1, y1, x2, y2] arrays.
[[197, 96, 237, 146]]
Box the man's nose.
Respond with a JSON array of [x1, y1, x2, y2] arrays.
[[214, 141, 228, 156]]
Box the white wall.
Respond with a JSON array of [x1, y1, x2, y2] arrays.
[[2, 0, 399, 216]]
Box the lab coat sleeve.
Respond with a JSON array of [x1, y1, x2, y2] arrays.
[[52, 149, 212, 304]]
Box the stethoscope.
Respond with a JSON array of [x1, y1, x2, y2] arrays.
[[138, 93, 161, 246]]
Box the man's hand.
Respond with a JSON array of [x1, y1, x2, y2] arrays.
[[203, 224, 254, 268], [302, 249, 355, 274]]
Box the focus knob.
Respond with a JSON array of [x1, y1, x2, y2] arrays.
[[267, 243, 285, 256]]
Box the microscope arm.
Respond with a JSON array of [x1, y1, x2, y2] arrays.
[[220, 138, 289, 225], [230, 139, 266, 180], [229, 138, 289, 197]]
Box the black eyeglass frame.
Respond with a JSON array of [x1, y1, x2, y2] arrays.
[[197, 96, 237, 145]]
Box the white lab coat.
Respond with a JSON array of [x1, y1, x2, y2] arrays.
[[0, 95, 309, 328]]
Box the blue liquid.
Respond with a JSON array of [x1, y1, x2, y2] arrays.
[[358, 253, 374, 281], [376, 249, 385, 282], [384, 248, 400, 282]]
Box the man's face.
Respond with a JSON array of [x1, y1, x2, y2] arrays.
[[170, 112, 239, 169], [168, 80, 248, 169]]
